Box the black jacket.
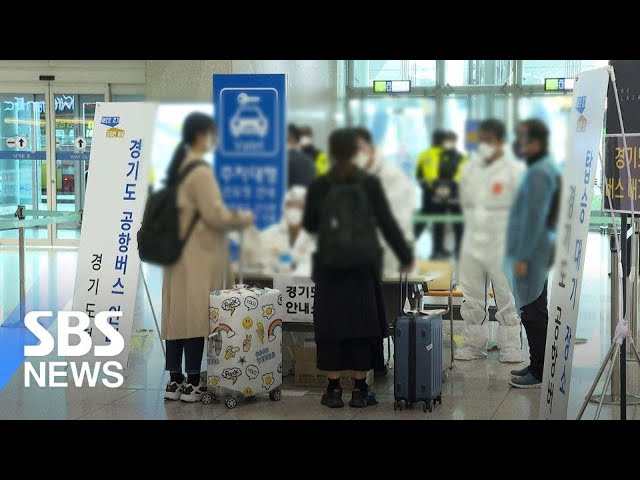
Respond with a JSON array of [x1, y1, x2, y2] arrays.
[[288, 149, 315, 188], [303, 172, 413, 278]]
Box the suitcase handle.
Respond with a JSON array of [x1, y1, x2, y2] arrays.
[[222, 229, 245, 289], [399, 271, 408, 314]]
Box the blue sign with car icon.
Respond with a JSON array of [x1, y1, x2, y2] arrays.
[[219, 86, 279, 157], [214, 74, 286, 231]]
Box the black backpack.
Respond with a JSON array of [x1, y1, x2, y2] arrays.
[[317, 176, 381, 270], [137, 160, 208, 265]]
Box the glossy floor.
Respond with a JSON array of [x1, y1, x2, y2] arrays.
[[1, 232, 639, 420]]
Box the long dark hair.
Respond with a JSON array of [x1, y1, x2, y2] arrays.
[[328, 128, 359, 182], [166, 112, 216, 183]]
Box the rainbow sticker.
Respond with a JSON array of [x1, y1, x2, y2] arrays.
[[268, 319, 283, 342], [211, 323, 236, 339]]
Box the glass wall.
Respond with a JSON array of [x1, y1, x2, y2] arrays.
[[522, 60, 608, 85], [0, 89, 145, 243], [352, 60, 437, 88], [445, 60, 513, 86], [0, 92, 48, 239], [346, 60, 609, 215]]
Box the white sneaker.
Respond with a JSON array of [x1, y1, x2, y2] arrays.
[[180, 382, 207, 403], [499, 347, 525, 364], [164, 379, 186, 401], [454, 346, 487, 361]]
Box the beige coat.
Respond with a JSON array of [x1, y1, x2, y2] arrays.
[[161, 156, 250, 340]]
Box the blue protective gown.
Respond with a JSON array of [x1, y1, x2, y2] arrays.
[[504, 155, 559, 311]]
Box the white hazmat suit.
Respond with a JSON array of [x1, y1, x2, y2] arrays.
[[456, 150, 525, 363], [259, 186, 316, 276]]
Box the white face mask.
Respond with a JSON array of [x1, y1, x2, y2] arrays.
[[443, 141, 455, 150], [284, 208, 303, 226], [300, 136, 312, 147], [205, 135, 216, 152], [476, 142, 496, 160], [354, 152, 371, 169]]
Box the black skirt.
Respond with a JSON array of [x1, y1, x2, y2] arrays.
[[312, 267, 388, 371], [316, 338, 380, 371]]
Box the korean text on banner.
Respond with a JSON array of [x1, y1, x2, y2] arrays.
[[213, 74, 286, 230], [72, 102, 157, 369], [272, 275, 315, 323], [603, 135, 640, 213], [539, 67, 609, 420]]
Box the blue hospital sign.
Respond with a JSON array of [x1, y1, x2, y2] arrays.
[[214, 74, 286, 230]]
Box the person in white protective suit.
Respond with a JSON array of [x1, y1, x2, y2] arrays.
[[353, 127, 416, 275], [455, 119, 525, 363], [259, 186, 316, 276]]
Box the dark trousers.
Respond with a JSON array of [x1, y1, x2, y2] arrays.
[[432, 204, 463, 257], [414, 184, 434, 240], [521, 282, 549, 381], [165, 337, 204, 374]]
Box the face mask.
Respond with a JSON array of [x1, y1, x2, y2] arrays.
[[477, 142, 495, 160], [443, 142, 455, 151], [285, 208, 303, 226], [205, 135, 216, 152], [300, 136, 312, 147], [354, 152, 370, 169]]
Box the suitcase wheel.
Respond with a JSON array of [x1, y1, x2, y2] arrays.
[[424, 402, 432, 413], [393, 401, 403, 411], [437, 395, 442, 405], [201, 393, 214, 405], [269, 389, 282, 401], [225, 397, 238, 409]]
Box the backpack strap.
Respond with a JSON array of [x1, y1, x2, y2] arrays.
[[175, 160, 210, 246]]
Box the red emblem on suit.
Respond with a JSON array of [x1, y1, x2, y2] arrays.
[[492, 182, 504, 195]]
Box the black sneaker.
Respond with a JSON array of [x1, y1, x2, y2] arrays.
[[321, 388, 344, 408], [349, 389, 378, 408], [180, 382, 207, 403], [164, 379, 186, 401], [374, 366, 389, 378]]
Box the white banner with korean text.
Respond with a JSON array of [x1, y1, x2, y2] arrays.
[[72, 102, 157, 369], [272, 275, 315, 323], [539, 68, 610, 420]]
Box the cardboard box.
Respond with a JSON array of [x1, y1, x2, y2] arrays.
[[293, 345, 374, 389], [418, 260, 452, 291]]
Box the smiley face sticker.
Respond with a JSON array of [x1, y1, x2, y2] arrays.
[[242, 317, 254, 329]]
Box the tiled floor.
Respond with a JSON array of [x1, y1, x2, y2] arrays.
[[1, 232, 639, 420]]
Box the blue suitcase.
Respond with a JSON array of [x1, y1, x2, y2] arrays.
[[393, 276, 443, 412]]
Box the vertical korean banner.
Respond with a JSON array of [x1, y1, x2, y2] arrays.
[[72, 102, 157, 369], [213, 74, 286, 230], [539, 67, 609, 420]]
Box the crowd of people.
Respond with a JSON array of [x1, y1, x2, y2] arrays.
[[159, 113, 558, 407]]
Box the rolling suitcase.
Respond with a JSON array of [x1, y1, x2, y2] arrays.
[[394, 274, 443, 412], [202, 232, 283, 409]]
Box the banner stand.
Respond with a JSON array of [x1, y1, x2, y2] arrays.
[[577, 66, 640, 420], [139, 265, 166, 360]]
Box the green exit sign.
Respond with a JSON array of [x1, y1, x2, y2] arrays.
[[373, 80, 411, 94], [544, 77, 575, 91]]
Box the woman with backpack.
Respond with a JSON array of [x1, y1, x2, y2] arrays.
[[303, 128, 414, 409], [161, 113, 253, 403]]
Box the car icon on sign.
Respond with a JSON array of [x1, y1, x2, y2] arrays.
[[230, 106, 269, 138]]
